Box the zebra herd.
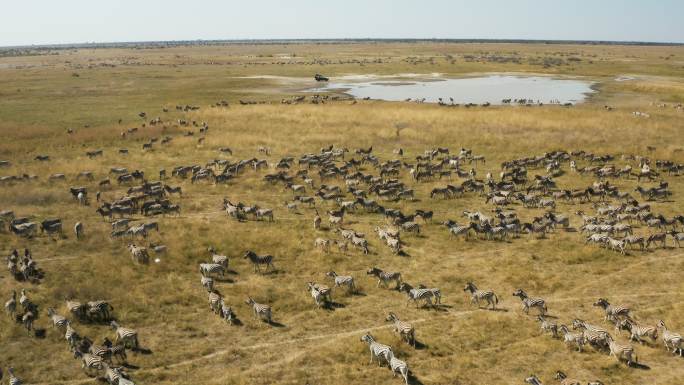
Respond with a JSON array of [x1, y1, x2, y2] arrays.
[[3, 100, 684, 385]]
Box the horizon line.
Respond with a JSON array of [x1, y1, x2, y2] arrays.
[[2, 37, 684, 50]]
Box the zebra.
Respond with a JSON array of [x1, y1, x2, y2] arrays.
[[386, 312, 415, 346], [313, 212, 322, 230], [670, 230, 684, 247], [617, 319, 658, 344], [657, 320, 683, 356], [554, 371, 582, 385], [512, 289, 547, 315], [65, 320, 80, 350], [351, 235, 369, 254], [199, 263, 225, 278], [606, 334, 637, 365], [201, 276, 214, 292], [314, 237, 331, 252], [19, 289, 30, 311], [360, 333, 393, 366], [245, 297, 272, 323], [593, 298, 630, 321], [623, 235, 645, 250], [208, 291, 222, 314], [537, 315, 558, 338], [103, 364, 130, 385], [559, 325, 586, 352], [103, 337, 128, 364], [5, 290, 16, 319], [463, 282, 498, 309], [127, 244, 149, 264], [21, 310, 34, 335], [219, 300, 236, 325], [326, 271, 355, 293], [646, 232, 667, 248], [606, 238, 626, 254], [243, 251, 275, 273], [110, 321, 139, 349], [87, 300, 114, 322], [367, 267, 402, 289], [572, 319, 610, 349], [74, 222, 84, 239], [7, 367, 22, 385], [47, 307, 68, 329], [525, 375, 543, 385], [388, 351, 410, 385], [307, 282, 326, 308], [256, 208, 274, 222], [399, 283, 437, 308], [66, 299, 87, 320], [74, 351, 105, 375], [417, 284, 441, 304]]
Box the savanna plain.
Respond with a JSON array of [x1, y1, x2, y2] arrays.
[[1, 42, 684, 385]]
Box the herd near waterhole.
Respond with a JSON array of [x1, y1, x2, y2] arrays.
[[1, 108, 684, 385]]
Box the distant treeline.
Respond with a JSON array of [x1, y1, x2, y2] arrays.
[[2, 38, 683, 52]]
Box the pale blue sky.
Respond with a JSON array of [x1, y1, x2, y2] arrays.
[[2, 0, 682, 46]]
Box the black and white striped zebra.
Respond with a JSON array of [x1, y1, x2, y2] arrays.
[[388, 351, 409, 385], [74, 351, 105, 374], [366, 267, 402, 289], [200, 276, 214, 292], [307, 282, 326, 308], [657, 320, 683, 356], [208, 291, 222, 314], [7, 367, 22, 385], [606, 334, 637, 365], [360, 333, 393, 366], [399, 283, 437, 308], [572, 319, 610, 349], [219, 300, 236, 325], [110, 321, 139, 349], [463, 282, 498, 310], [617, 319, 658, 344], [245, 297, 272, 323], [326, 271, 356, 293], [47, 307, 68, 329], [103, 337, 128, 364], [65, 320, 80, 350], [512, 289, 547, 315], [243, 251, 275, 273], [199, 263, 225, 278], [593, 298, 630, 321], [386, 312, 415, 347], [5, 290, 17, 319], [537, 315, 558, 338], [87, 300, 113, 322], [559, 324, 586, 352]]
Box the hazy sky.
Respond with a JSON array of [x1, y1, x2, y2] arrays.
[[2, 0, 682, 46]]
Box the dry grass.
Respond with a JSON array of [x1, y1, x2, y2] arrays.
[[1, 43, 684, 385]]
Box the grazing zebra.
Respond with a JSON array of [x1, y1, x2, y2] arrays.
[[512, 289, 547, 315], [646, 232, 667, 248], [47, 307, 68, 329], [399, 283, 437, 308], [593, 298, 630, 321], [5, 290, 16, 319], [367, 267, 402, 289], [208, 291, 222, 314], [7, 367, 22, 385], [360, 333, 393, 366], [245, 297, 272, 323], [199, 263, 225, 278], [617, 319, 658, 344], [74, 351, 105, 375], [74, 222, 84, 239], [463, 282, 498, 310], [657, 320, 683, 356], [243, 251, 275, 273], [537, 315, 558, 338], [200, 276, 214, 292], [386, 312, 415, 346], [572, 319, 610, 349], [326, 271, 355, 293], [559, 325, 586, 352], [388, 351, 409, 385], [110, 321, 139, 349], [606, 334, 637, 365]]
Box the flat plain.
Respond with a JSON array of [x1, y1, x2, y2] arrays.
[[1, 42, 684, 385]]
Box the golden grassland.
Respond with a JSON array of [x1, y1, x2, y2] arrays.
[[0, 43, 684, 385]]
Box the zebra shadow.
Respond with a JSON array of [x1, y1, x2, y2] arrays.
[[408, 372, 425, 385], [132, 347, 153, 355], [628, 361, 651, 370], [413, 339, 428, 350], [322, 301, 346, 311], [267, 320, 286, 328], [225, 269, 239, 275], [214, 277, 235, 283], [121, 363, 140, 370], [33, 328, 47, 339]]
